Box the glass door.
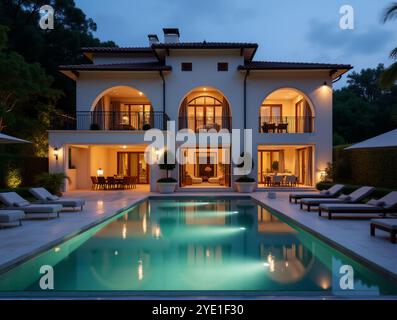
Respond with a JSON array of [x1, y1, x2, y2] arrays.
[[117, 152, 149, 184]]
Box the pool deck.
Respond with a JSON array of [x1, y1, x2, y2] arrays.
[[0, 189, 396, 284]]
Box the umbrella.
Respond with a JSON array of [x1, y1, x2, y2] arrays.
[[345, 129, 397, 150], [0, 133, 31, 144]]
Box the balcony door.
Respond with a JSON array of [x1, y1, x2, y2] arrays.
[[295, 100, 312, 133], [117, 152, 149, 183], [260, 105, 282, 124]]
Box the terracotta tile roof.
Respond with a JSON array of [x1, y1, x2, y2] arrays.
[[151, 42, 258, 49], [59, 62, 171, 72], [81, 47, 153, 53], [238, 61, 353, 71]]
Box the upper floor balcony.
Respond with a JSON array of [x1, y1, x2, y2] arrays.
[[52, 111, 169, 131], [258, 88, 315, 134]]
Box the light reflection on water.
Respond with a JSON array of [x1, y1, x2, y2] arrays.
[[0, 198, 396, 295]]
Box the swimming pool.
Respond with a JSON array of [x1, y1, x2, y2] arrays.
[[0, 197, 396, 297]]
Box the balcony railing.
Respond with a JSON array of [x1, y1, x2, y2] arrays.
[[178, 116, 231, 132], [51, 111, 169, 131], [258, 116, 314, 133]]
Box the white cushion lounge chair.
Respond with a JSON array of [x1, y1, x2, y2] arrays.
[[289, 184, 344, 203], [319, 191, 397, 220], [0, 192, 62, 218], [300, 186, 375, 212], [370, 219, 397, 244], [29, 187, 85, 211], [0, 210, 25, 227]]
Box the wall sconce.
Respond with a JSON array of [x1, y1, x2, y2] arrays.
[[323, 81, 327, 86], [97, 168, 104, 176], [53, 147, 59, 161], [320, 170, 326, 181], [155, 148, 160, 161]]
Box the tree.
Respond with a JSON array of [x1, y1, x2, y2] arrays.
[[333, 64, 397, 145], [380, 2, 397, 87], [0, 25, 61, 155]]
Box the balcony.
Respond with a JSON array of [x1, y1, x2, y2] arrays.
[[178, 116, 231, 132], [258, 116, 314, 133], [51, 111, 169, 131]]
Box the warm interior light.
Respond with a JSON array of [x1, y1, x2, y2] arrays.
[[97, 168, 104, 176], [203, 87, 207, 91], [139, 91, 143, 96], [122, 145, 127, 149]]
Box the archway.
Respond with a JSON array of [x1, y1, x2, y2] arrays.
[[259, 88, 314, 133], [178, 86, 231, 132], [89, 86, 153, 130], [178, 86, 232, 189]]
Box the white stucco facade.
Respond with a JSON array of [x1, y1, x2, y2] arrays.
[[50, 30, 351, 191]]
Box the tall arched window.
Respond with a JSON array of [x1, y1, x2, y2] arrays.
[[179, 89, 231, 132]]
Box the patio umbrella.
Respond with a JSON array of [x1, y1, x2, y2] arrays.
[[0, 132, 31, 144], [345, 129, 397, 150]]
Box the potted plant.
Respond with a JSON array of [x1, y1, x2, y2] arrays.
[[35, 172, 70, 196], [272, 160, 279, 174], [235, 152, 256, 193], [157, 151, 177, 193]]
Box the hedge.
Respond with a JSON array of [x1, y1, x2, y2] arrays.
[[0, 153, 48, 188], [332, 146, 397, 189]]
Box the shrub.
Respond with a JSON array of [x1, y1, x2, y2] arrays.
[[5, 166, 22, 188], [157, 177, 177, 183], [35, 172, 70, 195], [90, 123, 101, 130], [236, 176, 255, 183], [158, 151, 176, 179]]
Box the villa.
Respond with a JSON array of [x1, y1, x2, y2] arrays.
[[49, 28, 352, 192]]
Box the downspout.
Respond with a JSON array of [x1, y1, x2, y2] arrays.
[[159, 70, 166, 114], [243, 70, 250, 129]]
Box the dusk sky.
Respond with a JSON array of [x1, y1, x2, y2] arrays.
[[75, 0, 397, 87]]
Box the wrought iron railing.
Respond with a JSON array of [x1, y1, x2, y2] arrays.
[[258, 116, 314, 133], [178, 116, 231, 132], [51, 111, 169, 131]]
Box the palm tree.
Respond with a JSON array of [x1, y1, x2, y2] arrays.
[[380, 2, 397, 87]]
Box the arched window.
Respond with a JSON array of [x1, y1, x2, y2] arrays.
[[179, 88, 231, 132], [259, 88, 314, 133]]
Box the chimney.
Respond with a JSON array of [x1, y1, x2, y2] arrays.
[[163, 28, 180, 43], [148, 34, 159, 45]]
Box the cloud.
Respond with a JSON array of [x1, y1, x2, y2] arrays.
[[306, 19, 395, 56]]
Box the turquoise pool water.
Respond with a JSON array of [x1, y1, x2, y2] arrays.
[[0, 197, 397, 296]]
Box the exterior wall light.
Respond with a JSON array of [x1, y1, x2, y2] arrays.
[[54, 147, 59, 161], [323, 81, 327, 86], [97, 168, 104, 176]]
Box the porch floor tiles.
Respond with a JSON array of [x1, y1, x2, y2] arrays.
[[0, 189, 396, 282]]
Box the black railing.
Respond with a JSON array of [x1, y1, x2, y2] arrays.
[[258, 116, 314, 133], [178, 116, 231, 132], [51, 111, 169, 130]]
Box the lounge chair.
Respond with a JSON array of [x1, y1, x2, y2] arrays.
[[0, 210, 25, 227], [370, 219, 397, 244], [29, 187, 85, 211], [300, 186, 374, 212], [0, 192, 62, 218], [319, 191, 397, 220], [289, 184, 344, 203]]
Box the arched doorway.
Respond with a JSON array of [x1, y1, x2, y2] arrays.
[[179, 86, 231, 132], [259, 88, 314, 133], [89, 86, 153, 131], [178, 86, 232, 189]]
